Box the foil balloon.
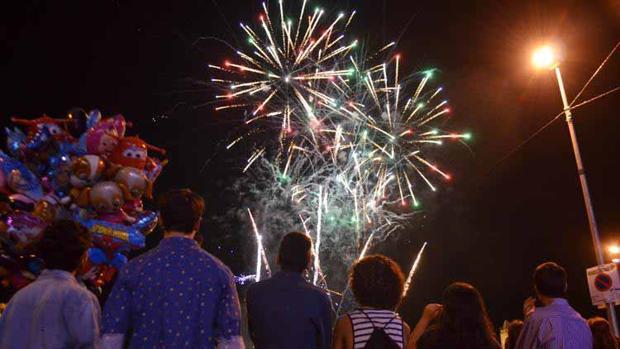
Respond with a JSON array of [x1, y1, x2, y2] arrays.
[[115, 167, 147, 214], [88, 247, 128, 269], [45, 142, 73, 198], [4, 127, 26, 157], [74, 213, 146, 254], [85, 110, 102, 130], [65, 108, 89, 139], [109, 136, 165, 170], [67, 154, 106, 207], [132, 210, 158, 236], [87, 181, 134, 225], [83, 247, 128, 287], [69, 154, 105, 190], [0, 151, 43, 204], [10, 115, 70, 141], [77, 112, 130, 156], [0, 251, 40, 291], [92, 114, 130, 138], [1, 211, 47, 252]]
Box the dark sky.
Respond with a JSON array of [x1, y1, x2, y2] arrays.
[[2, 0, 619, 327]]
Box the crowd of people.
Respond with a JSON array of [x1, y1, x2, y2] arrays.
[[0, 188, 614, 348]]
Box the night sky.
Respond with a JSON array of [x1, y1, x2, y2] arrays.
[[2, 0, 619, 329]]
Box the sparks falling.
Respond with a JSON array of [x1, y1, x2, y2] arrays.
[[214, 2, 470, 301], [211, 0, 358, 169]]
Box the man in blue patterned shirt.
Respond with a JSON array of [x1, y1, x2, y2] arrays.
[[101, 189, 244, 349], [515, 262, 592, 349]]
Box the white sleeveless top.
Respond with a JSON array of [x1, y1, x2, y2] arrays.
[[348, 309, 405, 349]]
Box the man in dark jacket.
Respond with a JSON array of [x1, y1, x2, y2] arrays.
[[246, 232, 333, 349]]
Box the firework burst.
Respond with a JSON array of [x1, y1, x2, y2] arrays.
[[211, 2, 471, 303], [211, 0, 358, 170]]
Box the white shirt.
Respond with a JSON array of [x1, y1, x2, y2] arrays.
[[0, 269, 101, 349]]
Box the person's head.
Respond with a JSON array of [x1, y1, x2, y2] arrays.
[[349, 254, 405, 310], [438, 282, 496, 344], [158, 189, 205, 235], [588, 317, 619, 349], [505, 319, 524, 349], [534, 262, 567, 299], [36, 219, 91, 272], [277, 232, 313, 273]]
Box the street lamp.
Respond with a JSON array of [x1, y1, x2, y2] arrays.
[[608, 244, 620, 263], [532, 44, 619, 335]]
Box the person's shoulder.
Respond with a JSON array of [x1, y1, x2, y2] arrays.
[[122, 247, 161, 272], [197, 251, 235, 280], [308, 283, 331, 301], [295, 279, 330, 302], [64, 282, 99, 307], [335, 314, 353, 330]]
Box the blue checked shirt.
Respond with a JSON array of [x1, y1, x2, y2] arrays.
[[102, 237, 242, 349], [515, 298, 592, 349]]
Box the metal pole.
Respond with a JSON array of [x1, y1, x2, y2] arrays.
[[554, 66, 620, 336]]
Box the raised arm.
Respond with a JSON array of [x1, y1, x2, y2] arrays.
[[407, 304, 442, 349]]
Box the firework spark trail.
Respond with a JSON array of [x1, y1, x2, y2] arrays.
[[402, 242, 428, 298], [214, 2, 469, 297], [313, 185, 323, 285], [248, 208, 271, 281]]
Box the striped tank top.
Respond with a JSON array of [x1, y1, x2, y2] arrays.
[[348, 309, 405, 349]]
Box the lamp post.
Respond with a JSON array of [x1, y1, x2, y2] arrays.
[[608, 244, 620, 264], [532, 45, 619, 335]]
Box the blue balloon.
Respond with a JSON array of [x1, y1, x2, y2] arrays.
[[73, 212, 146, 252], [86, 110, 102, 130], [88, 247, 128, 269], [25, 126, 52, 151], [0, 151, 43, 201], [4, 127, 26, 156], [133, 210, 159, 235]]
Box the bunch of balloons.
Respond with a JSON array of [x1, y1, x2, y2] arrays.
[[0, 109, 166, 291]]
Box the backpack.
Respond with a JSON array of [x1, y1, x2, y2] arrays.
[[359, 310, 401, 349]]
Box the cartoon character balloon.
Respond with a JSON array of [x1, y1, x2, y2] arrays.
[[114, 167, 147, 215], [0, 151, 43, 205], [10, 115, 71, 142], [1, 109, 165, 292], [78, 112, 130, 157], [85, 181, 135, 225]]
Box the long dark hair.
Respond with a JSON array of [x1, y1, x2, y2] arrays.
[[589, 317, 619, 349], [435, 282, 497, 348], [505, 320, 524, 349]]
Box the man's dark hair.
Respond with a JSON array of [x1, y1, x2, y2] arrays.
[[350, 255, 405, 310], [158, 189, 205, 234], [37, 220, 91, 272], [534, 262, 567, 298], [278, 232, 312, 273]]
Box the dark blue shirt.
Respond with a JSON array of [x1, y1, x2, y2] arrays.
[[102, 237, 242, 349], [246, 271, 333, 349]]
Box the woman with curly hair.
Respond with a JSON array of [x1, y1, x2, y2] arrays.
[[332, 255, 411, 349], [408, 282, 500, 349]]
